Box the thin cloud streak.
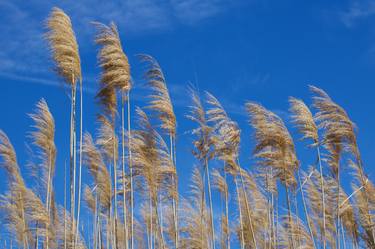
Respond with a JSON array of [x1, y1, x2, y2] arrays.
[[0, 72, 96, 94], [339, 0, 375, 27], [0, 0, 245, 89]]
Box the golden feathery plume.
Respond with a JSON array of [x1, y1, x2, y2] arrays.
[[29, 99, 56, 198], [0, 183, 33, 249], [304, 168, 337, 248], [186, 88, 215, 163], [96, 114, 118, 163], [83, 184, 97, 214], [57, 207, 87, 249], [310, 85, 371, 247], [139, 54, 176, 137], [279, 215, 314, 249], [82, 132, 112, 210], [0, 130, 23, 184], [289, 97, 318, 145], [29, 99, 57, 249], [131, 108, 174, 247], [240, 169, 270, 228], [0, 131, 33, 248], [45, 7, 81, 84], [179, 168, 210, 249], [94, 22, 131, 92], [246, 102, 299, 188], [23, 186, 53, 248], [206, 92, 241, 171], [289, 95, 328, 249], [349, 160, 375, 247], [337, 184, 359, 244], [211, 169, 228, 196], [310, 85, 357, 158], [131, 108, 175, 200]]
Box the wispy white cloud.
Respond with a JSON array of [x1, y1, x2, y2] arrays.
[[171, 0, 227, 25], [339, 0, 375, 27], [0, 0, 243, 88], [0, 72, 97, 94]]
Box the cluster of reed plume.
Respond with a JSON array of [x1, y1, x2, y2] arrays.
[[0, 7, 374, 249]]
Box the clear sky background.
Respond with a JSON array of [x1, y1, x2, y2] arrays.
[[1, 0, 375, 246]]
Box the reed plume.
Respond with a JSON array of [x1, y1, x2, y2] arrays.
[[29, 99, 56, 249], [349, 160, 375, 247], [45, 7, 81, 84], [0, 131, 23, 184], [206, 92, 257, 249], [139, 54, 176, 137], [247, 102, 299, 248], [0, 131, 32, 249], [310, 85, 374, 246], [246, 103, 298, 188], [186, 88, 218, 249], [93, 22, 131, 92], [279, 215, 314, 249], [94, 21, 132, 249], [140, 54, 178, 248], [131, 108, 176, 248], [0, 184, 32, 249], [289, 96, 323, 248], [45, 8, 82, 248], [179, 168, 211, 249], [5, 10, 375, 248], [83, 132, 112, 210]]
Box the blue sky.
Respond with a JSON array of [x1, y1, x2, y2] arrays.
[[1, 0, 375, 245]]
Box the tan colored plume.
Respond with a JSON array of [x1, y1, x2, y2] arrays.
[[45, 7, 81, 84]]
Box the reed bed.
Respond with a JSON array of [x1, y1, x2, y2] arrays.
[[1, 7, 374, 249]]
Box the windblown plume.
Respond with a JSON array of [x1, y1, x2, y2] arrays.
[[96, 115, 118, 163], [246, 102, 299, 188], [57, 208, 86, 249], [0, 183, 33, 249], [131, 108, 175, 202], [349, 160, 375, 247], [304, 168, 337, 248], [131, 108, 175, 248], [186, 88, 215, 163], [235, 169, 270, 248], [211, 169, 228, 196], [94, 22, 131, 92], [206, 92, 241, 172], [96, 86, 118, 119], [29, 99, 56, 198], [289, 97, 318, 145], [82, 132, 112, 210], [23, 186, 54, 248], [240, 169, 269, 227], [279, 215, 314, 249], [94, 21, 131, 119], [179, 168, 210, 249], [0, 130, 23, 184], [45, 7, 81, 84], [310, 85, 358, 160], [338, 184, 359, 243], [139, 54, 176, 137], [83, 185, 97, 213]]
